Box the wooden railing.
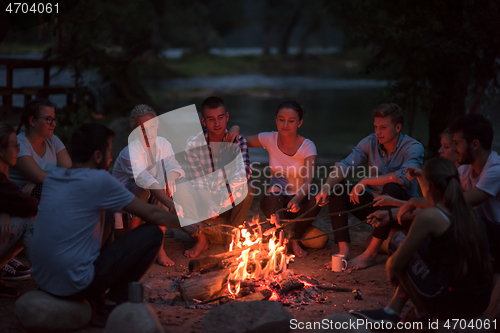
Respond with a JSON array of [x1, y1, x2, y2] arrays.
[[0, 58, 87, 113]]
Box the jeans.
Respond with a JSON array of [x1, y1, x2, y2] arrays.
[[58, 224, 163, 304], [328, 182, 410, 243]]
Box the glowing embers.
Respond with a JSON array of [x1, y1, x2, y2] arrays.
[[227, 215, 294, 295]]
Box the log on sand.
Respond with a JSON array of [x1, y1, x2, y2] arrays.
[[179, 269, 231, 301], [189, 243, 268, 272]]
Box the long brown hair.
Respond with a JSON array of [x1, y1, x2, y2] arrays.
[[0, 124, 15, 149], [423, 157, 491, 280]]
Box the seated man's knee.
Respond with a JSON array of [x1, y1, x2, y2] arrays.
[[141, 224, 164, 245]]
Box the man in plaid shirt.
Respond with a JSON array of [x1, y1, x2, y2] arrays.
[[184, 96, 253, 258]]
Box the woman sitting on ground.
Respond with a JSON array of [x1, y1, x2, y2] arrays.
[[9, 99, 72, 198], [355, 157, 493, 325], [0, 124, 39, 297], [246, 100, 320, 258]]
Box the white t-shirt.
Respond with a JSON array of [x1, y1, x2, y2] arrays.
[[31, 167, 135, 296], [458, 151, 500, 223], [258, 131, 316, 195], [9, 131, 66, 188], [112, 137, 184, 187]]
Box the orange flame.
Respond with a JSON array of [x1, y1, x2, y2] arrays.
[[228, 215, 294, 295]]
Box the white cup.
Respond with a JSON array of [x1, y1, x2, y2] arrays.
[[331, 254, 348, 272]]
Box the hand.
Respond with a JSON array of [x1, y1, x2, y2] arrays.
[[22, 182, 36, 196], [224, 126, 240, 143], [208, 205, 219, 219], [349, 180, 366, 205], [366, 210, 390, 228], [220, 195, 235, 209], [175, 204, 184, 218], [166, 171, 180, 196], [287, 197, 300, 214], [405, 167, 422, 182], [0, 213, 11, 243], [316, 188, 330, 206], [397, 200, 417, 225], [373, 194, 403, 207], [167, 179, 176, 197]]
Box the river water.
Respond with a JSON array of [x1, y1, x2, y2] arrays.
[[1, 55, 499, 164], [144, 75, 500, 163]]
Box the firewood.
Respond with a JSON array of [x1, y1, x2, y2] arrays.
[[279, 276, 304, 294], [236, 291, 268, 302], [189, 243, 268, 272], [179, 269, 230, 301], [188, 256, 224, 272]]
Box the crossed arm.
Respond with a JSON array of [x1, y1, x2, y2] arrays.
[[15, 148, 72, 185]]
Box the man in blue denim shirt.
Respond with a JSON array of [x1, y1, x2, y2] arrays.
[[316, 103, 424, 270]]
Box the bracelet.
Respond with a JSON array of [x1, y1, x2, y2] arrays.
[[387, 208, 394, 225]]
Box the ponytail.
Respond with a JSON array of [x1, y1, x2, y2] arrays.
[[17, 99, 55, 135], [424, 158, 492, 280]]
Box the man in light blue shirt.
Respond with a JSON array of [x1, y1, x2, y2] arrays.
[[31, 124, 180, 327], [317, 103, 424, 270]]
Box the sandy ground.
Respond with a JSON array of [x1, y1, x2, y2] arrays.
[[0, 207, 416, 333]]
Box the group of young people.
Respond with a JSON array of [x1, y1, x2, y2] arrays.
[[0, 96, 498, 327]]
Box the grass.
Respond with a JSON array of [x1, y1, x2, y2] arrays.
[[136, 48, 372, 79], [0, 42, 53, 55]]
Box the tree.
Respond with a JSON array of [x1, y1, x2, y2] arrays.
[[329, 0, 500, 154]]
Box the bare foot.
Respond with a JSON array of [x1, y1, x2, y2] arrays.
[[338, 242, 353, 261], [157, 248, 174, 267], [291, 241, 308, 258], [184, 233, 209, 258], [347, 251, 377, 271]]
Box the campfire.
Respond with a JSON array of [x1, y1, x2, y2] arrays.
[[227, 214, 294, 296], [177, 214, 358, 308]]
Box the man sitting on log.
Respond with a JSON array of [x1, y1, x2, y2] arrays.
[[30, 124, 180, 327], [183, 96, 253, 258], [316, 103, 424, 270]]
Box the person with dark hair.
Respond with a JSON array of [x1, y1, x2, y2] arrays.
[[30, 123, 180, 327], [399, 114, 500, 269], [316, 103, 424, 270], [449, 114, 500, 269], [353, 158, 493, 325], [0, 124, 38, 297], [246, 100, 320, 257], [183, 96, 253, 258], [9, 99, 72, 199]]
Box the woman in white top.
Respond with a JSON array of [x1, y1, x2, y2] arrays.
[[247, 101, 320, 257], [10, 99, 72, 199]]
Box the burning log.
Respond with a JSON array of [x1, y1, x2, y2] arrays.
[[188, 256, 224, 273], [189, 243, 268, 273], [179, 269, 230, 301], [278, 275, 304, 294], [236, 291, 270, 302]]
